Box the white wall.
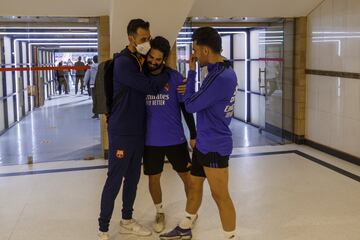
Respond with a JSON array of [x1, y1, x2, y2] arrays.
[[0, 0, 323, 18], [306, 0, 360, 157], [0, 0, 110, 16], [109, 0, 195, 54]]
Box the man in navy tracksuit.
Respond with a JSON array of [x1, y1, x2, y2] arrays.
[[160, 27, 238, 240], [97, 19, 168, 240]]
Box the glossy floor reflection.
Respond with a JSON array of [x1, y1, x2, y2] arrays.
[[0, 92, 282, 166], [0, 94, 101, 166], [230, 120, 283, 147]]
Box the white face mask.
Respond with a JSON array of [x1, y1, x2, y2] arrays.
[[135, 41, 151, 55]]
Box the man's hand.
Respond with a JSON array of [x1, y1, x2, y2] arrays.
[[177, 79, 187, 95], [189, 139, 196, 150], [189, 54, 197, 71]]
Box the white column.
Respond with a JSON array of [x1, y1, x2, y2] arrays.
[[109, 0, 195, 54]]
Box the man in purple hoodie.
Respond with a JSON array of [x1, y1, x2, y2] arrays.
[[160, 27, 238, 240]]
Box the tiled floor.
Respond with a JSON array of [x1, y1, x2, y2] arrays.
[[0, 94, 101, 166], [1, 91, 358, 239], [0, 145, 359, 240]]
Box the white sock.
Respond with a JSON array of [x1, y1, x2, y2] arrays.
[[223, 230, 236, 239], [179, 211, 197, 229], [155, 203, 164, 213]]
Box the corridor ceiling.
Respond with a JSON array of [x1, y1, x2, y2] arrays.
[[0, 0, 324, 18]]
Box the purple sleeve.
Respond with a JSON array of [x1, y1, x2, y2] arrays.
[[184, 70, 222, 113]]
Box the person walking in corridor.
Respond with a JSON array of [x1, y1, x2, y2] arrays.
[[74, 56, 86, 94], [84, 55, 99, 119]]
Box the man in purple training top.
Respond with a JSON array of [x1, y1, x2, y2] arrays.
[[143, 36, 197, 233], [160, 27, 238, 240]]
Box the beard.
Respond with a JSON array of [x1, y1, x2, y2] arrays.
[[147, 62, 162, 72]]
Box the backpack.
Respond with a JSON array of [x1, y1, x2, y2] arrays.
[[92, 52, 143, 116], [92, 55, 126, 115]]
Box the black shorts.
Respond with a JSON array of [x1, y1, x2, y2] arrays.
[[143, 142, 191, 175], [190, 148, 230, 177]]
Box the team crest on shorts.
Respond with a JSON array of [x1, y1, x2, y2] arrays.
[[116, 149, 125, 159]]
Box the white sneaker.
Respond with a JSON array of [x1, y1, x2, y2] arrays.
[[153, 212, 165, 233], [119, 219, 152, 236], [97, 231, 109, 240]]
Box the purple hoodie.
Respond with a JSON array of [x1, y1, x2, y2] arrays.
[[184, 62, 237, 156]]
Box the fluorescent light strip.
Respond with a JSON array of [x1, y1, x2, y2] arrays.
[[0, 26, 97, 30], [312, 40, 341, 43], [218, 31, 246, 34], [15, 38, 98, 41], [258, 31, 284, 34], [259, 40, 284, 42], [182, 26, 249, 29], [178, 31, 193, 35], [179, 31, 252, 35], [177, 37, 192, 40], [29, 42, 98, 45], [59, 46, 97, 48], [176, 42, 192, 45], [0, 32, 97, 35], [176, 44, 189, 47], [259, 42, 283, 45], [312, 31, 360, 34], [313, 36, 360, 39], [259, 36, 284, 39]]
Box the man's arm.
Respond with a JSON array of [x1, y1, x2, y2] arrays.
[[115, 56, 167, 94], [184, 70, 222, 113], [180, 103, 197, 140]]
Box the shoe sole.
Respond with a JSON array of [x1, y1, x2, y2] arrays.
[[119, 226, 152, 237], [159, 236, 192, 240]]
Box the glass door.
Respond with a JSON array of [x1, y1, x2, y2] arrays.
[[250, 25, 286, 143]]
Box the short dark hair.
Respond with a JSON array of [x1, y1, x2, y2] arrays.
[[150, 36, 171, 59], [192, 27, 222, 53], [127, 18, 150, 36], [93, 55, 98, 63]]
